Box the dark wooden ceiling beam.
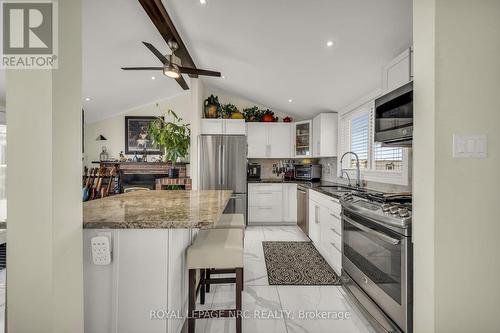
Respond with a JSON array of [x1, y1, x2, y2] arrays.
[[138, 0, 198, 78]]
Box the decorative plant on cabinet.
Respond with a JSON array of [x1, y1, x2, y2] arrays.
[[148, 110, 191, 178]]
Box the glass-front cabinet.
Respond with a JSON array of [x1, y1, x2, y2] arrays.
[[294, 120, 312, 157]]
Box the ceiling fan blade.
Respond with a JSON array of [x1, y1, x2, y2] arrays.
[[121, 67, 164, 70], [178, 67, 221, 77], [138, 0, 198, 78], [142, 41, 168, 64], [175, 75, 189, 90]]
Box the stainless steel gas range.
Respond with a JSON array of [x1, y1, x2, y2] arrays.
[[340, 192, 412, 333]]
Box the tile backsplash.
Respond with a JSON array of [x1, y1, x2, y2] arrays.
[[319, 157, 412, 193]]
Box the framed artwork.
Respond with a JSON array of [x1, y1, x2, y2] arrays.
[[124, 116, 162, 155]]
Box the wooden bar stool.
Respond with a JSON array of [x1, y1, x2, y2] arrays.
[[206, 213, 246, 292], [187, 228, 244, 333]]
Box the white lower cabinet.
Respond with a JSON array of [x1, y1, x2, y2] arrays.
[[308, 190, 342, 275], [282, 183, 297, 223], [248, 183, 297, 225], [84, 229, 192, 333]]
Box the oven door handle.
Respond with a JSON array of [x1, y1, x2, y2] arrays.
[[342, 214, 400, 245]]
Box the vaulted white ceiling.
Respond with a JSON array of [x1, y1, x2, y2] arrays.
[[87, 0, 412, 122]]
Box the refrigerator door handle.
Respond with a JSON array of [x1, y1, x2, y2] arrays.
[[221, 144, 225, 185], [218, 144, 223, 185]]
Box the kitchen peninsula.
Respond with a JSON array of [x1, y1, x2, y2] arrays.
[[83, 190, 232, 333]]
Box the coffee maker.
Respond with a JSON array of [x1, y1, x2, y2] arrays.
[[247, 163, 261, 180]]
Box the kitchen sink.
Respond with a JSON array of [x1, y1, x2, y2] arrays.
[[317, 185, 366, 192]]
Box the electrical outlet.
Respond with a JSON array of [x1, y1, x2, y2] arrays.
[[91, 235, 112, 265]]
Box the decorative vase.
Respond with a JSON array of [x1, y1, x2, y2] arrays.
[[204, 95, 219, 118], [99, 146, 109, 161], [168, 168, 179, 178], [262, 114, 274, 122]]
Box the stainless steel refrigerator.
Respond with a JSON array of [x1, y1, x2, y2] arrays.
[[199, 135, 247, 223]]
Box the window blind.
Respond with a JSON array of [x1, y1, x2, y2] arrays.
[[350, 113, 369, 169]]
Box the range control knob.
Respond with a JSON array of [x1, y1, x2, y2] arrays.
[[382, 204, 391, 212], [398, 208, 410, 218], [389, 206, 400, 214]]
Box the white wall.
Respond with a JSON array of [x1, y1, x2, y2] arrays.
[[84, 92, 192, 167], [6, 0, 84, 331], [204, 87, 295, 121], [414, 1, 500, 332]]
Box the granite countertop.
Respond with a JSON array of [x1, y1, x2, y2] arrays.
[[247, 178, 375, 199], [83, 190, 232, 229]]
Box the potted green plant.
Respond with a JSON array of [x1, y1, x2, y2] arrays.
[[243, 106, 262, 122], [148, 110, 191, 178], [219, 103, 239, 119]]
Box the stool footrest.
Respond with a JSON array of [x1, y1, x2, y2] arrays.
[[193, 309, 239, 319], [205, 277, 236, 284], [209, 268, 236, 274]]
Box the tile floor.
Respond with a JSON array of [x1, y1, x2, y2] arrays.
[[192, 225, 376, 333]]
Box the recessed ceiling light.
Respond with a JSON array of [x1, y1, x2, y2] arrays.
[[200, 0, 207, 4], [222, 75, 226, 79], [288, 99, 293, 103], [85, 97, 91, 102], [151, 76, 156, 80], [326, 40, 334, 47]]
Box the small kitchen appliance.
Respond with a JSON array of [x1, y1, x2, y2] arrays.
[[247, 163, 261, 180], [294, 164, 321, 181]]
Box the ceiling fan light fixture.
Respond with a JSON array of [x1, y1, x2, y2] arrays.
[[163, 64, 180, 79]]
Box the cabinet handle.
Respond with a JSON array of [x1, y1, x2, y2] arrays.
[[258, 207, 272, 210], [330, 213, 341, 220], [315, 205, 320, 224], [330, 242, 340, 252], [330, 228, 340, 236]]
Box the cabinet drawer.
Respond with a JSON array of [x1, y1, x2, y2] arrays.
[[248, 206, 282, 222], [323, 211, 341, 236], [248, 192, 282, 206], [310, 190, 341, 214], [329, 244, 342, 275], [248, 183, 282, 193]]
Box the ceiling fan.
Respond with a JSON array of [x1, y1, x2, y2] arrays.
[[122, 40, 221, 90], [121, 0, 221, 90]]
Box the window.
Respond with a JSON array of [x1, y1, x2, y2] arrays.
[[350, 113, 369, 169], [339, 101, 408, 185], [374, 143, 403, 171]]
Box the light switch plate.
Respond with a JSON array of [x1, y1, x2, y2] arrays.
[[453, 134, 487, 159]]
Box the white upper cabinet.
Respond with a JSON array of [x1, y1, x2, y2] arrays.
[[224, 119, 247, 135], [293, 120, 312, 158], [247, 123, 292, 158], [247, 123, 268, 158], [312, 113, 338, 158], [382, 47, 413, 93], [268, 123, 292, 158], [201, 119, 246, 135]]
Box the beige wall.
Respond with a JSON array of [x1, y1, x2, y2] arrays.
[[414, 1, 500, 332], [84, 92, 192, 168], [6, 0, 84, 332]]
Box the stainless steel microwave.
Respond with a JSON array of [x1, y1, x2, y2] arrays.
[[374, 82, 413, 147], [294, 164, 321, 181]]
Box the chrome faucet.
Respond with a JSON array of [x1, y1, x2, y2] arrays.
[[340, 151, 361, 188]]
